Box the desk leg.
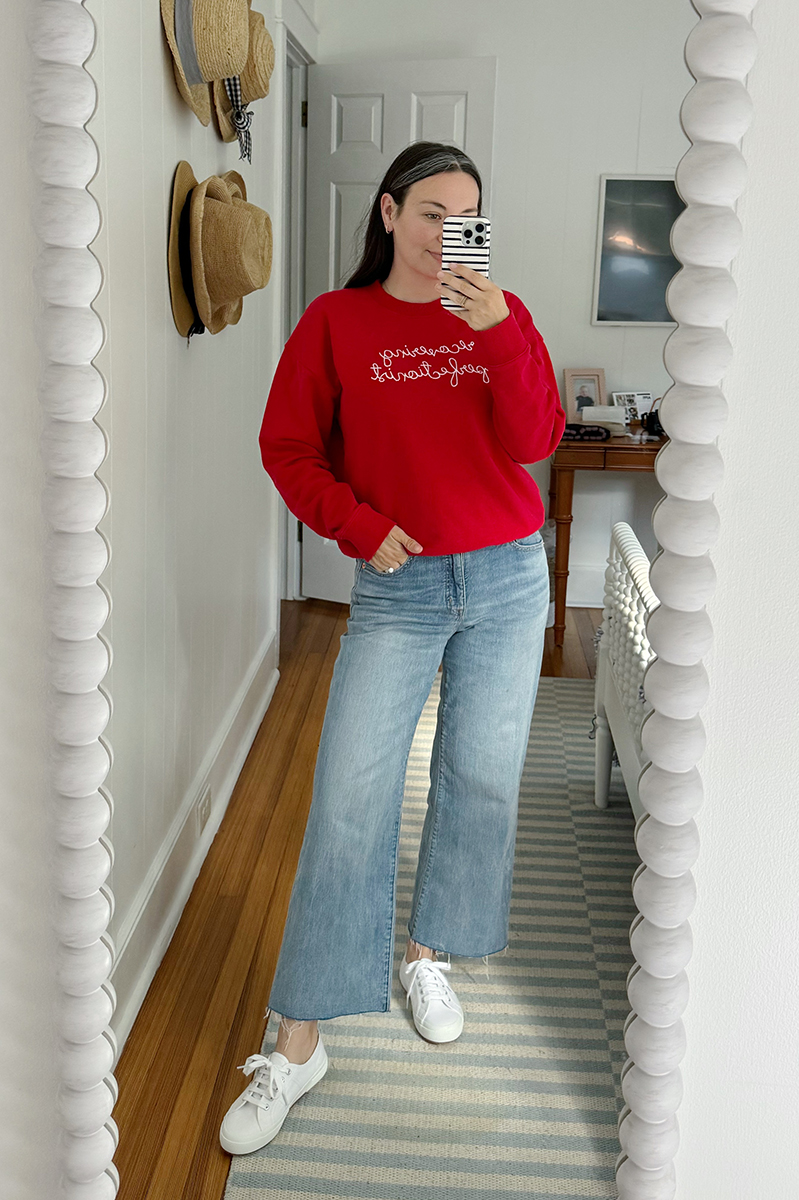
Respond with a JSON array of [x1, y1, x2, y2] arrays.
[[552, 466, 574, 648]]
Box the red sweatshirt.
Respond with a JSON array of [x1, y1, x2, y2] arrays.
[[258, 280, 566, 561]]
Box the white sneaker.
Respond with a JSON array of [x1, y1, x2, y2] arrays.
[[219, 1031, 328, 1155], [399, 954, 464, 1043]]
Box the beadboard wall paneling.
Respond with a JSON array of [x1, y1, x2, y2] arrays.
[[85, 0, 291, 1050], [315, 0, 697, 603]]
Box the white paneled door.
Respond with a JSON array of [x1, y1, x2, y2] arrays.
[[298, 56, 497, 603]]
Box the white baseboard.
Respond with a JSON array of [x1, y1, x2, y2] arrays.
[[109, 627, 280, 1060], [563, 564, 607, 609], [544, 564, 606, 626]]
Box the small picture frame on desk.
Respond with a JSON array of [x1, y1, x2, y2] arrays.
[[610, 390, 656, 424], [563, 368, 607, 424]]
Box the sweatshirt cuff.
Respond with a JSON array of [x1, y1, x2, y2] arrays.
[[475, 310, 529, 365], [338, 502, 396, 561]]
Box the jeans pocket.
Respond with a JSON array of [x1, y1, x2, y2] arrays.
[[358, 554, 414, 576], [511, 530, 544, 549]]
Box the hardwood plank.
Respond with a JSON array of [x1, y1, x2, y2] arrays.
[[561, 607, 592, 679], [114, 626, 340, 1192], [278, 596, 303, 666], [142, 829, 289, 1194], [115, 893, 243, 1194], [133, 648, 335, 1200], [178, 621, 346, 1199], [574, 607, 601, 679], [542, 608, 596, 679]]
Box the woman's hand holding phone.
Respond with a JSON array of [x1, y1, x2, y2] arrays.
[[367, 525, 423, 573], [436, 263, 510, 331]]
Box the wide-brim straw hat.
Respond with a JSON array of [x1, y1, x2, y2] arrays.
[[167, 160, 273, 337], [168, 160, 201, 336], [160, 0, 250, 125], [212, 5, 275, 141], [191, 173, 273, 332]]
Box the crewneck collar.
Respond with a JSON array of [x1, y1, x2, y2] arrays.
[[368, 279, 443, 315]]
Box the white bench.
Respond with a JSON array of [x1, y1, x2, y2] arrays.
[[593, 522, 659, 823]]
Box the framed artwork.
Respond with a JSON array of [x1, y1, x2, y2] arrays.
[[563, 368, 607, 423], [591, 175, 686, 326]]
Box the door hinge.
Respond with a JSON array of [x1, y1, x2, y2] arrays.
[[301, 100, 308, 128]]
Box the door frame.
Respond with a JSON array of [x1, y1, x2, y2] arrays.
[[280, 32, 312, 603]]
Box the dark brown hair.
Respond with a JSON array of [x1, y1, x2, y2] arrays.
[[343, 141, 483, 289]]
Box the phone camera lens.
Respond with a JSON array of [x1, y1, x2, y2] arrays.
[[463, 228, 473, 238], [474, 236, 484, 245], [475, 223, 485, 232]]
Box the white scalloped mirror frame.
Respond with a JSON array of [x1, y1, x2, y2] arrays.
[[26, 0, 757, 1196]]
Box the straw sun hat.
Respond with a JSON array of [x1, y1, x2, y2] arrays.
[[212, 3, 275, 142], [167, 160, 273, 337], [160, 0, 249, 126]]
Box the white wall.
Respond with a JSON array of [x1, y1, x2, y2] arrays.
[[0, 4, 63, 1196], [676, 2, 799, 1194], [85, 0, 318, 1046], [315, 0, 696, 603]]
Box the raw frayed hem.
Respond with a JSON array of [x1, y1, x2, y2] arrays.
[[480, 943, 509, 981], [260, 1009, 324, 1055], [406, 939, 510, 981], [277, 1015, 309, 1053], [265, 999, 392, 1022]]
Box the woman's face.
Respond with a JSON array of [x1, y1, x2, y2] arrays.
[[381, 171, 480, 283]]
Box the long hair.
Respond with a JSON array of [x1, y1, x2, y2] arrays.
[[343, 141, 483, 289]]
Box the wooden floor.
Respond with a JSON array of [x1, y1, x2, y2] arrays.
[[112, 599, 602, 1199]]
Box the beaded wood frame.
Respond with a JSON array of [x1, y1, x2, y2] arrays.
[[30, 2, 118, 1197], [25, 0, 757, 1196], [617, 3, 758, 1195]]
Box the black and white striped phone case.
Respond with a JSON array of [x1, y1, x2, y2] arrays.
[[440, 215, 491, 312]]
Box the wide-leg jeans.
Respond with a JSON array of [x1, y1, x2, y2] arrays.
[[267, 530, 550, 1021]]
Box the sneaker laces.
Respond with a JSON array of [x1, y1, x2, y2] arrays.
[[236, 1053, 290, 1110], [404, 958, 459, 1012]]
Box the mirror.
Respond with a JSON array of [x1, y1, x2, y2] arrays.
[[20, 0, 757, 1197]]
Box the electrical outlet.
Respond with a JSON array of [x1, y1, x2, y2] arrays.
[[196, 784, 212, 837]]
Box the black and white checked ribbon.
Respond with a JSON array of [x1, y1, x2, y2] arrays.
[[223, 76, 253, 163], [173, 0, 253, 161]]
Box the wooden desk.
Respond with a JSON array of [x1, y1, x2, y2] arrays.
[[547, 426, 668, 648]]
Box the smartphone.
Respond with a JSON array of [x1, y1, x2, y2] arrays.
[[440, 215, 491, 311]]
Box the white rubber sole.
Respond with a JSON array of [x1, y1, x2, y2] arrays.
[[414, 1012, 464, 1043]]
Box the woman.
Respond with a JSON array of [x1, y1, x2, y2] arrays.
[[220, 141, 566, 1155]]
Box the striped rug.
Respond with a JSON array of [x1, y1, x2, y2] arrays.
[[225, 677, 638, 1199]]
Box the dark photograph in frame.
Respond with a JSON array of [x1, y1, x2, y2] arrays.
[[592, 175, 686, 326]]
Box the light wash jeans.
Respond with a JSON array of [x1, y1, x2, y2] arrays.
[[267, 530, 549, 1021]]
